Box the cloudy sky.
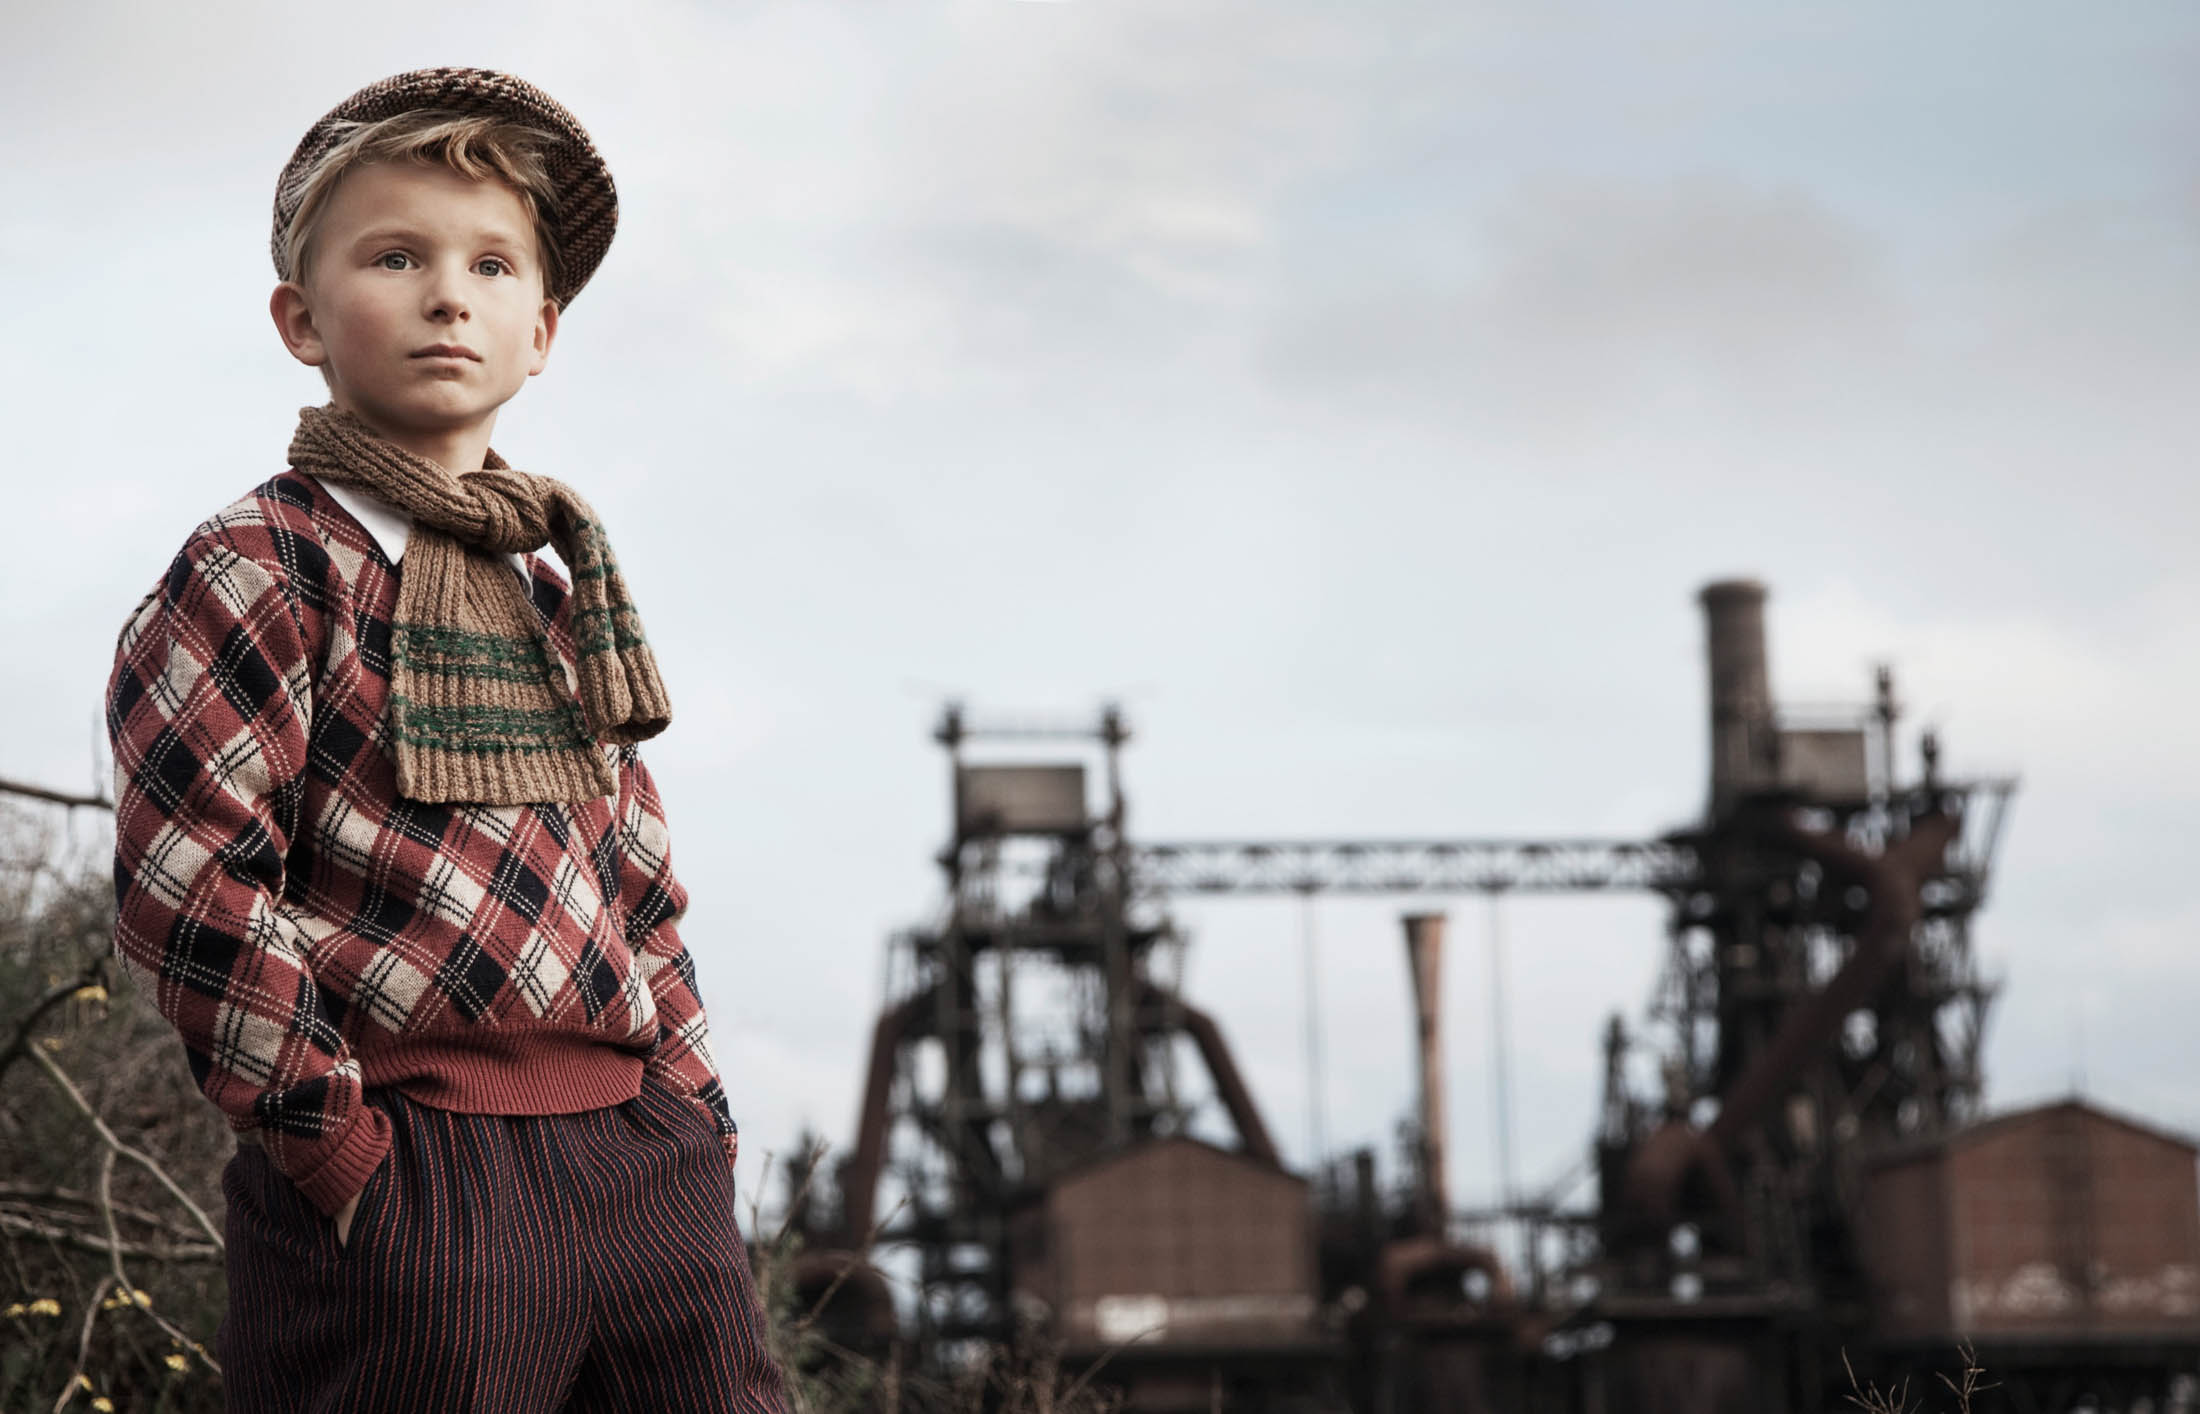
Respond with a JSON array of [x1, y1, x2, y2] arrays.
[[4, 2, 2196, 1224]]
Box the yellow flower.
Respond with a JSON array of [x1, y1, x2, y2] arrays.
[[130, 1288, 151, 1308], [39, 1036, 62, 1052], [26, 1298, 61, 1318], [101, 1295, 122, 1310], [165, 1352, 190, 1373], [73, 983, 110, 1005], [74, 1374, 93, 1390], [2, 1303, 22, 1319], [92, 1398, 115, 1412]]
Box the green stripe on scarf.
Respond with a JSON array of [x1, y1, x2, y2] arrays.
[[388, 696, 597, 753]]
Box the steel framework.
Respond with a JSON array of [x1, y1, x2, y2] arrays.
[[826, 580, 2132, 1412], [1133, 839, 1698, 896]]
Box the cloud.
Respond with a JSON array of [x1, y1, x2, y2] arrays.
[[1264, 177, 1903, 442], [581, 1, 1414, 392]]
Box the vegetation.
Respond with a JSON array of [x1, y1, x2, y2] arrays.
[[1843, 1344, 1991, 1414], [0, 805, 227, 1414]]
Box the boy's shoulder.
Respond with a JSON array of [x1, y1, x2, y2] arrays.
[[115, 471, 341, 657], [127, 467, 578, 653], [168, 469, 347, 584], [171, 470, 571, 593]]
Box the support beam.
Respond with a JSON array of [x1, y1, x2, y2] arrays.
[[1135, 839, 1698, 895]]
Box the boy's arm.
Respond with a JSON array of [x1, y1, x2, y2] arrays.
[[108, 532, 389, 1217], [618, 747, 739, 1167]]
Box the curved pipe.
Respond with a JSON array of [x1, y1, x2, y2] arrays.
[[1133, 978, 1281, 1167], [1377, 1235, 1514, 1313], [840, 987, 932, 1244], [1707, 809, 1958, 1149], [1625, 808, 1960, 1226], [841, 971, 1286, 1241]]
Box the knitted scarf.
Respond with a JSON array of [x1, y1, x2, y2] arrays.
[[288, 404, 671, 805]]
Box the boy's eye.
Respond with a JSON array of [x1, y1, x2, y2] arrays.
[[476, 257, 509, 277], [376, 252, 414, 271]]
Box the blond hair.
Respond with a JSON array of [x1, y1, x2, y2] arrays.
[[281, 110, 566, 304]]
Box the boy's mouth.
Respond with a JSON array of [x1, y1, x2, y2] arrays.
[[412, 344, 481, 362]]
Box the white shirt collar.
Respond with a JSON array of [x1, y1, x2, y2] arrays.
[[314, 476, 530, 582], [317, 479, 411, 563]]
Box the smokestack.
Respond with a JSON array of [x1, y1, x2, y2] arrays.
[[1402, 912, 1448, 1232], [1699, 578, 1776, 816]]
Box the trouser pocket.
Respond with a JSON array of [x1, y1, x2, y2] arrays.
[[335, 1141, 396, 1263]]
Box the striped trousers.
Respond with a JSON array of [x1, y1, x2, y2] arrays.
[[219, 1072, 789, 1413]]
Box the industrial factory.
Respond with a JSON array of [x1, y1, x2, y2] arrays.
[[786, 579, 2200, 1413]]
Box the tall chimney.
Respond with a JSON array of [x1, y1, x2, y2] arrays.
[[1402, 912, 1448, 1232], [1699, 578, 1776, 816]]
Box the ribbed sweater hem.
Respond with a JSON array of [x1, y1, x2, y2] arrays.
[[361, 1030, 647, 1117]]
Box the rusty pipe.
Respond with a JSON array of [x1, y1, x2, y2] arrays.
[[1707, 809, 1958, 1149], [1625, 808, 1960, 1226], [1402, 912, 1449, 1230], [1377, 1234, 1514, 1312], [1132, 978, 1281, 1167], [840, 987, 933, 1244]]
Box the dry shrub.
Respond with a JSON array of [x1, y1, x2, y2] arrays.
[[1844, 1344, 1993, 1414], [0, 804, 230, 1413]]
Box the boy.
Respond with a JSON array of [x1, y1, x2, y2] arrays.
[[105, 69, 788, 1411]]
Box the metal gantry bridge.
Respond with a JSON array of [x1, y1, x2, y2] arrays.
[[1132, 838, 1700, 896]]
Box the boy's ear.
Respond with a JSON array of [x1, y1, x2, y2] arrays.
[[271, 282, 328, 368], [528, 296, 560, 378]]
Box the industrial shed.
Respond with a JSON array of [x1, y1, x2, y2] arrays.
[[1860, 1099, 2200, 1346], [1008, 1135, 1319, 1355]]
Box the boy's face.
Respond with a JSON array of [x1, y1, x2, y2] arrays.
[[272, 161, 557, 463]]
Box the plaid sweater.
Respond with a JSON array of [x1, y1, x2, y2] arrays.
[[107, 471, 734, 1216]]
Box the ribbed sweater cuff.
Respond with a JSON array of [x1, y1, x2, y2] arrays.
[[290, 1104, 394, 1218]]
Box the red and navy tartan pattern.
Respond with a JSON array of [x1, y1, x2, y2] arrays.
[[107, 472, 735, 1215], [220, 1072, 788, 1412]]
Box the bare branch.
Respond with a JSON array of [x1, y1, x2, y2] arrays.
[[769, 1138, 827, 1249], [93, 1146, 220, 1376], [794, 1194, 910, 1334], [0, 1210, 220, 1263], [0, 961, 107, 1084], [25, 1043, 224, 1252], [50, 1275, 111, 1414], [0, 777, 113, 813], [95, 1149, 125, 1292], [0, 1184, 209, 1240]]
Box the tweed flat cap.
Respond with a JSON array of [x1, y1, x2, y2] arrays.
[[272, 68, 616, 309]]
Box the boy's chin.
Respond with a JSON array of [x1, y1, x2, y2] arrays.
[[340, 391, 516, 437]]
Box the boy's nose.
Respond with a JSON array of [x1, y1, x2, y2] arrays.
[[424, 271, 471, 322]]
